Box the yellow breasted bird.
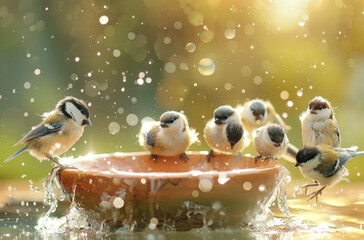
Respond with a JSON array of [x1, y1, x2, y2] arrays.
[[4, 96, 91, 168]]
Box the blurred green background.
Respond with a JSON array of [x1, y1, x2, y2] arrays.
[[0, 0, 363, 184]]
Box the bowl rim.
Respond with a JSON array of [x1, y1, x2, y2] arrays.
[[59, 151, 281, 180]]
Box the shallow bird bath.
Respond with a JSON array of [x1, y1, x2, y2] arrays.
[[57, 152, 287, 231]]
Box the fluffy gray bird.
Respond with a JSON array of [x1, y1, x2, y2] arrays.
[[253, 123, 289, 162], [204, 105, 248, 161]]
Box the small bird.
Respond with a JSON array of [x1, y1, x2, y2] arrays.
[[138, 111, 198, 162], [238, 99, 291, 140], [295, 145, 364, 202], [203, 105, 247, 161], [4, 96, 91, 168], [237, 99, 295, 163], [252, 123, 289, 162], [300, 96, 340, 147]]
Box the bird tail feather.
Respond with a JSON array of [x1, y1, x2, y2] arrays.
[[4, 146, 28, 163], [340, 151, 364, 167]]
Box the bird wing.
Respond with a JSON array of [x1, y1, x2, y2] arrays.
[[312, 119, 340, 147], [14, 122, 64, 146], [145, 126, 159, 147], [265, 100, 291, 131], [315, 145, 338, 176], [226, 121, 243, 147], [320, 147, 364, 178]]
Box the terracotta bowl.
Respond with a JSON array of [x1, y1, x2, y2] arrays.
[[58, 152, 283, 231]]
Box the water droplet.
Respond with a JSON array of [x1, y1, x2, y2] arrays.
[[253, 76, 263, 85], [280, 90, 289, 100], [126, 114, 138, 126], [174, 21, 182, 29], [287, 100, 294, 108], [192, 190, 199, 198], [146, 77, 152, 83], [108, 122, 120, 135], [34, 69, 41, 75], [218, 173, 230, 185], [282, 112, 288, 118], [128, 32, 135, 40], [298, 21, 305, 27], [258, 184, 266, 192], [139, 72, 145, 78], [163, 37, 171, 44], [137, 78, 144, 85], [297, 90, 303, 97], [185, 42, 196, 53], [74, 57, 80, 62], [165, 62, 176, 73], [24, 82, 31, 89], [99, 15, 109, 25], [224, 83, 232, 91], [113, 49, 121, 57], [180, 63, 189, 70], [198, 179, 213, 192], [198, 58, 215, 76], [241, 65, 252, 77], [71, 73, 78, 81], [113, 197, 124, 208], [243, 181, 252, 191], [224, 28, 236, 39]]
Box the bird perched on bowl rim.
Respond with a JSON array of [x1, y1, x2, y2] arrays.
[[300, 96, 340, 148], [203, 105, 248, 161], [252, 123, 289, 162], [237, 99, 291, 140], [4, 96, 91, 169], [138, 111, 198, 162], [295, 145, 364, 202], [237, 99, 297, 163]]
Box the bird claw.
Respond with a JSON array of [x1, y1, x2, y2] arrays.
[[46, 155, 76, 170], [306, 186, 326, 202], [295, 183, 319, 197], [180, 152, 189, 163], [254, 155, 261, 164], [206, 149, 215, 162], [150, 155, 158, 163]]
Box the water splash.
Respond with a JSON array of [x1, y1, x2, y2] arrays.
[[35, 166, 61, 232], [244, 163, 292, 230]]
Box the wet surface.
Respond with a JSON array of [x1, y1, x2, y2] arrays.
[[0, 180, 363, 239]]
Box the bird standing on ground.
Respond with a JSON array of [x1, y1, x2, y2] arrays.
[[204, 105, 248, 161], [252, 123, 289, 162], [4, 96, 91, 168], [300, 96, 340, 147], [139, 111, 198, 162], [295, 145, 364, 201]]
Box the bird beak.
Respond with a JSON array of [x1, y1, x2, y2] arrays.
[[214, 119, 223, 125], [160, 122, 169, 128], [310, 110, 317, 115], [274, 143, 281, 147], [82, 119, 92, 126], [295, 163, 300, 167]]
